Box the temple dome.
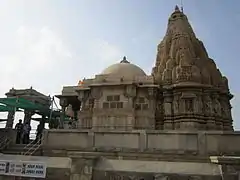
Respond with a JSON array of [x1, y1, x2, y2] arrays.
[[101, 56, 146, 78]]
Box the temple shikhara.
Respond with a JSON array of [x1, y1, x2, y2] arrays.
[[0, 6, 240, 180]]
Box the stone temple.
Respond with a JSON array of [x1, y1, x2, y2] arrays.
[[1, 6, 240, 180], [60, 5, 233, 131]]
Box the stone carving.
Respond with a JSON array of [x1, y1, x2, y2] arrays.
[[155, 174, 169, 180], [185, 99, 194, 113], [164, 102, 172, 115], [173, 98, 179, 114], [197, 96, 203, 113], [213, 98, 221, 115], [203, 95, 212, 115]]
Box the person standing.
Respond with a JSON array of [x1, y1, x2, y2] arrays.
[[15, 119, 23, 144], [35, 123, 44, 143], [23, 122, 31, 144]]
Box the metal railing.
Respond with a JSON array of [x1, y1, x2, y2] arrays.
[[22, 135, 43, 156]]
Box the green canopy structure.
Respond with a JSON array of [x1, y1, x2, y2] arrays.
[[0, 97, 47, 111], [0, 104, 20, 112], [0, 97, 68, 120]]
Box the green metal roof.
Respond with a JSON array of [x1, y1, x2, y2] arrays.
[[0, 104, 21, 112], [0, 97, 47, 111], [0, 97, 65, 120]]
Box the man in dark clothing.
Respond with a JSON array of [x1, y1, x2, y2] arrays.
[[23, 122, 31, 144], [15, 119, 23, 144], [35, 124, 42, 143]]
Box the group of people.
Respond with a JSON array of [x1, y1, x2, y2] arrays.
[[15, 119, 31, 144]]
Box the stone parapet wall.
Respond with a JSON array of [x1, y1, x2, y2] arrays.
[[42, 129, 240, 156]]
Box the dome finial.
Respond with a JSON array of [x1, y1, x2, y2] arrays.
[[120, 56, 129, 63]]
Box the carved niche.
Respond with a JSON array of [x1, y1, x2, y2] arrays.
[[181, 92, 196, 114], [176, 65, 193, 82], [203, 95, 213, 115], [185, 99, 194, 112]]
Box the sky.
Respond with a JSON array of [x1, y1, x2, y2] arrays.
[[0, 0, 240, 130]]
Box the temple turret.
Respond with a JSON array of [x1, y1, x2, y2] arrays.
[[153, 6, 233, 131]]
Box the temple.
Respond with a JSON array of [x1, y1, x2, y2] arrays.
[[1, 6, 240, 180], [57, 5, 233, 131]]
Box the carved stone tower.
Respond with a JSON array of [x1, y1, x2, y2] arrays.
[[152, 6, 233, 131]]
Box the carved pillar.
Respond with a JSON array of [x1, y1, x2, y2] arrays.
[[5, 110, 15, 129], [91, 88, 102, 110], [147, 87, 157, 129], [203, 94, 215, 130], [59, 98, 69, 129], [218, 94, 233, 131], [72, 104, 80, 129], [155, 90, 164, 130], [163, 91, 173, 130], [124, 85, 137, 129], [172, 92, 180, 129], [23, 111, 34, 124], [77, 90, 91, 129], [212, 94, 223, 130]]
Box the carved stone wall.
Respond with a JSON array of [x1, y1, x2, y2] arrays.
[[152, 6, 233, 131]]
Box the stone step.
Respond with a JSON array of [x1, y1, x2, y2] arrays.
[[2, 148, 42, 156], [1, 150, 22, 155], [1, 143, 42, 156], [9, 145, 39, 150]]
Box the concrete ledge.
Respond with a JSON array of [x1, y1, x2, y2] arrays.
[[210, 156, 240, 165], [95, 158, 222, 176]]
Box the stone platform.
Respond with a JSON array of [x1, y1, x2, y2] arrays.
[[40, 129, 240, 179]]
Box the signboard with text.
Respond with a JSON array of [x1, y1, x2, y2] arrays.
[[0, 160, 46, 178]]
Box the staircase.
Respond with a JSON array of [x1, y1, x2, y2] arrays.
[[1, 136, 43, 156], [1, 143, 42, 156]]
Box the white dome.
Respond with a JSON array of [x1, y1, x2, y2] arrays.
[[101, 57, 146, 79]]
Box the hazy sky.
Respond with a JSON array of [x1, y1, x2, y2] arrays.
[[0, 0, 240, 129]]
